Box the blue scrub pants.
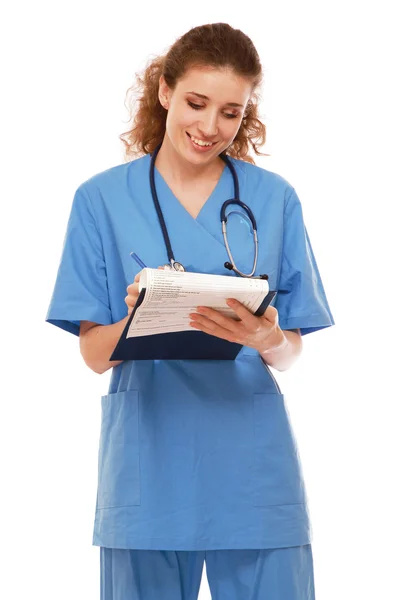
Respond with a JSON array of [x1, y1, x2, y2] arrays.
[[100, 545, 315, 599]]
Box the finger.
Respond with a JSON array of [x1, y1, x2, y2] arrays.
[[263, 305, 279, 325], [127, 282, 139, 293], [134, 266, 147, 281], [192, 307, 241, 335], [225, 299, 263, 330], [190, 318, 240, 344], [125, 294, 137, 307], [195, 301, 261, 335]]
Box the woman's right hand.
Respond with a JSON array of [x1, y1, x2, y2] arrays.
[[125, 272, 141, 315], [125, 266, 165, 315]]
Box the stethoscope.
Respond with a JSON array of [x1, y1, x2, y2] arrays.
[[149, 142, 268, 280]]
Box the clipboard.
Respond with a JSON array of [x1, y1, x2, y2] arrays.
[[109, 289, 277, 361]]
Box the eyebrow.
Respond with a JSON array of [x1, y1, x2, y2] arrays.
[[186, 91, 244, 108]]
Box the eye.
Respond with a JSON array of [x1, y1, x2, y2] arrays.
[[187, 101, 238, 119], [187, 101, 202, 110]]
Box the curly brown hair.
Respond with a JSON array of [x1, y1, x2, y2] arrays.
[[119, 23, 269, 165]]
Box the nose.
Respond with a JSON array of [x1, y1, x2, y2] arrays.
[[197, 110, 219, 139]]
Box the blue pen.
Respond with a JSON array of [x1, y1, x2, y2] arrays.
[[130, 252, 147, 269]]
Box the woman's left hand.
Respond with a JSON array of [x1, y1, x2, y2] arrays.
[[189, 299, 286, 354]]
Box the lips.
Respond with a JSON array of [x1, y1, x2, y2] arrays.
[[186, 132, 216, 145]]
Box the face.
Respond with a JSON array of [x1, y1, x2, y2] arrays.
[[158, 66, 253, 164]]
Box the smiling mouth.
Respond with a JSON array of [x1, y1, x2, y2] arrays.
[[186, 132, 217, 145]]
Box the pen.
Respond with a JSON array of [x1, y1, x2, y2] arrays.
[[130, 252, 147, 269]]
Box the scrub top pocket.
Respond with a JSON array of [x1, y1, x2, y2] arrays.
[[96, 390, 141, 509], [252, 393, 306, 507]]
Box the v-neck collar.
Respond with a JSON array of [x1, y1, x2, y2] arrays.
[[139, 152, 249, 273], [153, 157, 229, 222]]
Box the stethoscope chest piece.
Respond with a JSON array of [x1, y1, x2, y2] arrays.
[[163, 260, 186, 272]]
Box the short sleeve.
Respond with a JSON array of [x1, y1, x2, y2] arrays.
[[45, 185, 112, 336], [275, 187, 335, 336]]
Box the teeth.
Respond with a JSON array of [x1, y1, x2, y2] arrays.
[[190, 135, 213, 147]]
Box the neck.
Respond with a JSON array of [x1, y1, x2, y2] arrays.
[[154, 135, 225, 186]]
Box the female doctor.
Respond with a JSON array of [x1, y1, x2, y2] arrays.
[[46, 22, 334, 600]]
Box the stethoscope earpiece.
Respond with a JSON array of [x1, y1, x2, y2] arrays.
[[224, 262, 234, 270]]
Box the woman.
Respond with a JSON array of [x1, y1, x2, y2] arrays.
[[46, 22, 334, 600]]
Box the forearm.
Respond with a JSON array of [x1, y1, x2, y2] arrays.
[[258, 329, 303, 372], [80, 316, 129, 374]]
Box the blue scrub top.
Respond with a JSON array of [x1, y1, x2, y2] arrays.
[[46, 153, 334, 550]]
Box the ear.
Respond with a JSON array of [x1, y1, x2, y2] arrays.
[[158, 75, 170, 108]]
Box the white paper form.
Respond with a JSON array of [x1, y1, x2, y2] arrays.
[[126, 268, 269, 338]]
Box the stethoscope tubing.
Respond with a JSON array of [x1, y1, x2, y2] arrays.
[[149, 144, 175, 266], [149, 142, 259, 277]]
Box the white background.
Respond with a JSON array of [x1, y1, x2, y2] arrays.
[[2, 1, 399, 598]]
